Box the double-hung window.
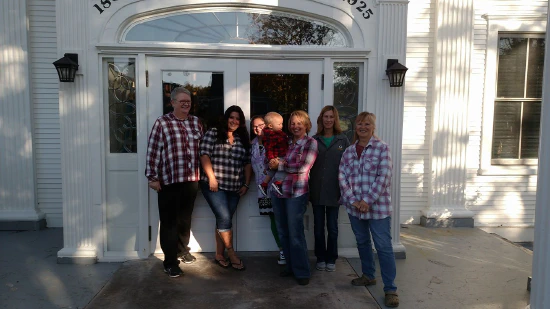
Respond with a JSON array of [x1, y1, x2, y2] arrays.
[[492, 34, 545, 165]]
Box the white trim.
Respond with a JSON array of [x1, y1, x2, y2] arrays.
[[478, 16, 547, 176], [100, 251, 141, 262], [0, 210, 45, 221]]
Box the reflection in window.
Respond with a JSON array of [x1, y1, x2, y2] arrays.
[[333, 63, 362, 141], [162, 71, 224, 130], [107, 59, 137, 153], [125, 10, 347, 47], [492, 35, 544, 161], [250, 74, 309, 135]]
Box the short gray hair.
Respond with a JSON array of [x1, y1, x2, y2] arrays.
[[170, 87, 191, 101]]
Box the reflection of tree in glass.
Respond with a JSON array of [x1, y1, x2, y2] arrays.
[[247, 13, 340, 46], [108, 61, 137, 153], [333, 65, 359, 141], [250, 74, 308, 135]]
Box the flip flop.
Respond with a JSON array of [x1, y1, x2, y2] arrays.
[[231, 259, 246, 271], [214, 257, 230, 268]]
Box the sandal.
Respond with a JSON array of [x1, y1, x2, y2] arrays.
[[214, 257, 229, 268], [230, 259, 246, 271], [385, 291, 399, 308]]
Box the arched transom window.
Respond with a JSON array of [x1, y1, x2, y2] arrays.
[[124, 9, 348, 47]]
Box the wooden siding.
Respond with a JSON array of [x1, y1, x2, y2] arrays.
[[28, 0, 62, 227]]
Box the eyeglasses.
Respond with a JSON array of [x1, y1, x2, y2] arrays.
[[253, 123, 265, 129], [174, 100, 191, 105]]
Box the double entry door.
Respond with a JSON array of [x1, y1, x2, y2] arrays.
[[147, 57, 322, 254]]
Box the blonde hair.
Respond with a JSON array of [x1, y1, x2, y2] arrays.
[[264, 112, 283, 126], [316, 105, 343, 135], [288, 110, 312, 133], [353, 112, 377, 143]]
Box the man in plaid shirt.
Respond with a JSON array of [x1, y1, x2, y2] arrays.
[[258, 112, 288, 196], [145, 87, 203, 278]]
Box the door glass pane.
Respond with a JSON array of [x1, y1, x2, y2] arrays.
[[107, 58, 137, 153], [125, 9, 347, 47], [526, 38, 545, 98], [250, 74, 309, 134], [521, 101, 541, 158], [492, 102, 521, 159], [333, 63, 361, 141], [162, 71, 224, 130], [497, 38, 527, 98]]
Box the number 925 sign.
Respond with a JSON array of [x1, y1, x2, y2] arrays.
[[344, 0, 375, 19]]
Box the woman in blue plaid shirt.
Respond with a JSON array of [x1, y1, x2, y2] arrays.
[[338, 112, 399, 307], [200, 106, 252, 271]]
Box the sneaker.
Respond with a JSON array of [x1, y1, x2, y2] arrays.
[[316, 261, 326, 271], [258, 183, 268, 197], [164, 266, 183, 278], [271, 181, 283, 196], [326, 263, 336, 272], [296, 278, 310, 286], [278, 250, 286, 265], [351, 274, 376, 286], [179, 252, 197, 264]]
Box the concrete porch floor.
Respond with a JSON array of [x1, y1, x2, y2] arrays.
[[0, 225, 533, 309]]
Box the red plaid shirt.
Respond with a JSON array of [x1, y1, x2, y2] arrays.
[[262, 128, 289, 161], [145, 113, 204, 185], [274, 136, 318, 198]]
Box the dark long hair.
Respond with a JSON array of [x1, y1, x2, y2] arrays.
[[215, 105, 251, 151], [249, 114, 265, 141]]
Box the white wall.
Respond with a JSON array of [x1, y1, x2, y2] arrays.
[[28, 0, 62, 227]]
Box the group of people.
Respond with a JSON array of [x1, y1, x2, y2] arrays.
[[145, 87, 400, 307]]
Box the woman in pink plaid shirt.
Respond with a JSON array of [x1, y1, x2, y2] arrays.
[[338, 112, 399, 308]]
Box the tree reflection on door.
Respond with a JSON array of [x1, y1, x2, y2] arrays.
[[250, 73, 309, 135]]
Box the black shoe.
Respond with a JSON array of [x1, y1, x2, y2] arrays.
[[179, 252, 197, 264], [296, 278, 310, 286], [280, 270, 294, 277], [164, 266, 183, 278]]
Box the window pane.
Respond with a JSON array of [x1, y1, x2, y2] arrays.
[[521, 101, 541, 158], [107, 59, 137, 153], [497, 38, 527, 98], [126, 10, 347, 47], [333, 63, 361, 141], [526, 38, 545, 98], [250, 74, 309, 135], [492, 102, 521, 159], [162, 71, 224, 130]]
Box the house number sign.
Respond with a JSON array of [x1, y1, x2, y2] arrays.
[[93, 0, 375, 18], [343, 0, 375, 19], [93, 0, 120, 14]]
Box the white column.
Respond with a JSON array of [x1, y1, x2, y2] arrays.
[[0, 0, 45, 229], [421, 0, 475, 227], [528, 6, 550, 308], [376, 0, 409, 258], [55, 1, 97, 263]]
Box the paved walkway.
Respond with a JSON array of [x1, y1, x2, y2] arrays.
[[0, 225, 533, 309]]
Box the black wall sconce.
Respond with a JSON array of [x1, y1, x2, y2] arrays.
[[385, 59, 408, 87], [53, 53, 79, 82]]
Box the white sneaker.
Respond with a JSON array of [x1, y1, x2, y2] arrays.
[[316, 261, 326, 271], [326, 263, 336, 272], [278, 250, 286, 265]]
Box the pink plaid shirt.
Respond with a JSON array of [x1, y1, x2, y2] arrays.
[[145, 113, 203, 185], [338, 136, 393, 220], [274, 136, 318, 198]]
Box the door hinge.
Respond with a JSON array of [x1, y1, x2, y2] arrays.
[[321, 74, 324, 90], [148, 225, 151, 241], [146, 70, 149, 87]]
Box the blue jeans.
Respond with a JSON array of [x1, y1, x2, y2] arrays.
[[271, 192, 310, 279], [348, 215, 397, 292], [312, 205, 339, 264], [200, 181, 240, 231]]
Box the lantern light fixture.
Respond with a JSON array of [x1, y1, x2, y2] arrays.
[[385, 59, 408, 87], [53, 53, 79, 83]]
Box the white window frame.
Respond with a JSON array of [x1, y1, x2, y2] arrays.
[[479, 14, 546, 176]]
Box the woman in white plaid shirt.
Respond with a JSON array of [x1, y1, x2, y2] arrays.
[[200, 105, 252, 271], [338, 112, 399, 308]]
